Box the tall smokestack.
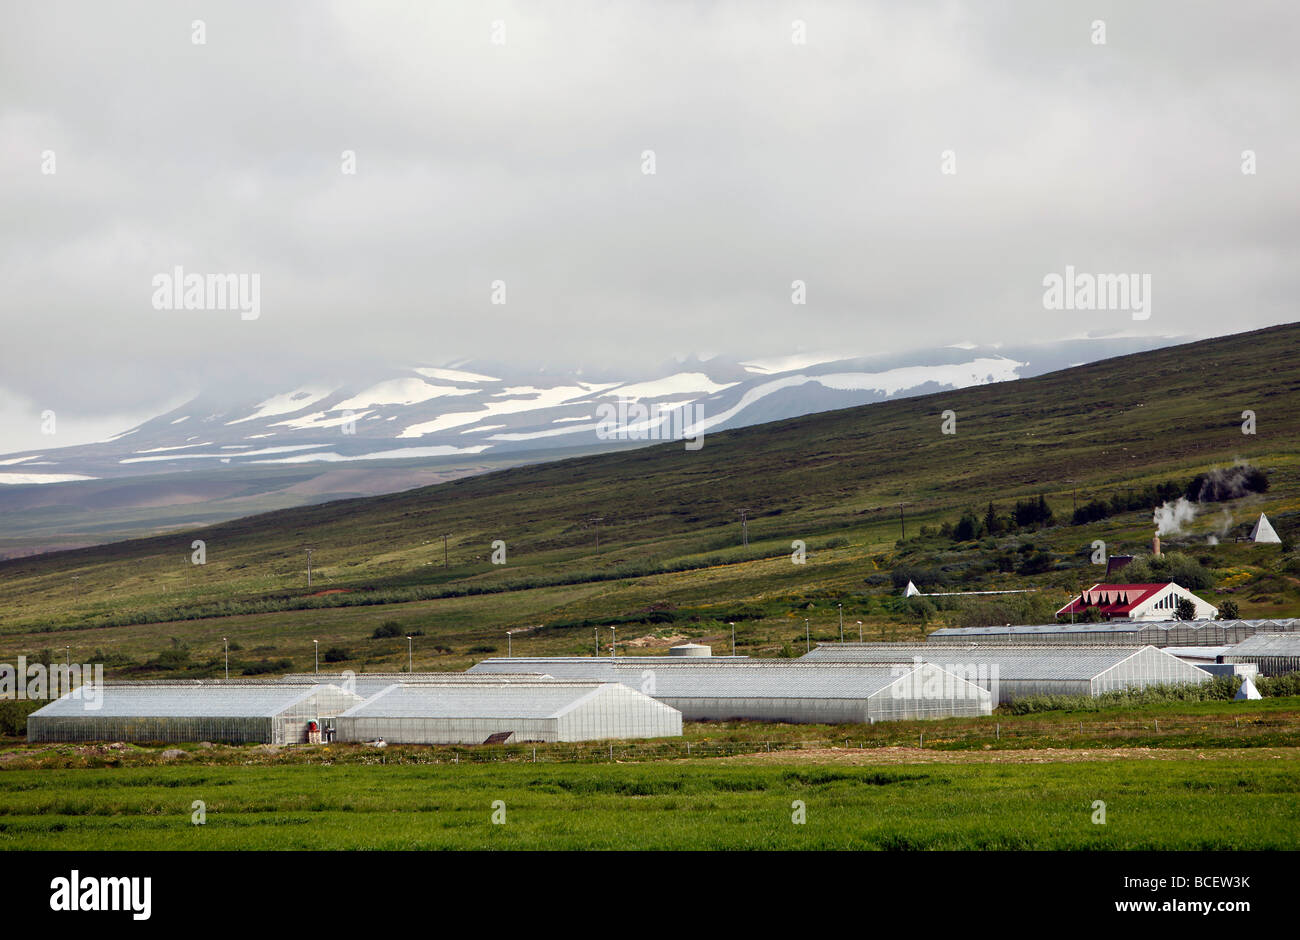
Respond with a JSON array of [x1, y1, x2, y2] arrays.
[[1152, 533, 1161, 557]]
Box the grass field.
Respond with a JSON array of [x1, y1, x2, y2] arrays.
[[1, 751, 1297, 850], [2, 699, 1299, 851]]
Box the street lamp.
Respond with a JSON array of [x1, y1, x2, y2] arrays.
[[857, 621, 863, 642], [805, 618, 810, 653], [406, 636, 413, 672], [838, 603, 844, 642], [507, 630, 513, 657], [610, 626, 617, 659], [65, 646, 70, 666], [730, 622, 735, 656], [313, 640, 319, 675], [223, 637, 229, 680]]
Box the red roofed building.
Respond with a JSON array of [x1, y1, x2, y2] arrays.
[[1056, 583, 1218, 622]]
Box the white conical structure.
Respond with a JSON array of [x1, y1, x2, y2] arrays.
[[1235, 676, 1262, 700], [904, 580, 922, 597], [1250, 513, 1281, 544]]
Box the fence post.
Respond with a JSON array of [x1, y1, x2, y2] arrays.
[[995, 723, 999, 740], [919, 732, 924, 749], [609, 744, 614, 761]]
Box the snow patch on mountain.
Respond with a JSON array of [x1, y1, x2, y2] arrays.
[[334, 378, 477, 411], [413, 366, 500, 383], [227, 386, 335, 425], [604, 373, 736, 400]]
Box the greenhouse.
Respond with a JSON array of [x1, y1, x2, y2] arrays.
[[26, 683, 364, 744], [926, 619, 1298, 647], [1223, 634, 1300, 676], [334, 680, 682, 744], [799, 644, 1210, 703], [282, 672, 553, 698], [467, 658, 992, 722]]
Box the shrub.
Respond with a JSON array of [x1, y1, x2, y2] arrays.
[[1217, 600, 1240, 620], [241, 658, 292, 675], [1120, 552, 1215, 591], [371, 622, 403, 639], [1185, 465, 1268, 502], [323, 647, 351, 663]]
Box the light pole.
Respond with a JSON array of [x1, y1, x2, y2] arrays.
[[805, 618, 810, 653], [223, 637, 229, 679], [65, 646, 70, 666], [610, 626, 617, 659], [730, 622, 735, 656], [306, 548, 313, 588], [857, 621, 863, 642], [313, 640, 318, 675], [838, 603, 844, 642], [407, 636, 413, 672], [507, 630, 513, 657]]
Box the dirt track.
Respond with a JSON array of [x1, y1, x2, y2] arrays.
[[722, 745, 1300, 765]]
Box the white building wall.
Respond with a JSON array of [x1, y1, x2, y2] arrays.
[[337, 716, 559, 744], [1090, 648, 1211, 693], [555, 685, 682, 741]]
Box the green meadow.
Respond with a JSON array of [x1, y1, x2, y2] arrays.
[[1, 752, 1297, 850]]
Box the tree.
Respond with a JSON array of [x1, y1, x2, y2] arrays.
[[1175, 597, 1196, 621], [953, 511, 982, 542], [1217, 600, 1240, 620], [1083, 605, 1104, 623], [983, 502, 1004, 536]]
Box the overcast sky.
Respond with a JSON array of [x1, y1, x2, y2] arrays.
[[1, 0, 1297, 452]]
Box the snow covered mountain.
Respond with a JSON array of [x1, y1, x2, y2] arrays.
[[0, 334, 1187, 484]]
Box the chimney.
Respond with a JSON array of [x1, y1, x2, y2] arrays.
[[1152, 533, 1162, 557]]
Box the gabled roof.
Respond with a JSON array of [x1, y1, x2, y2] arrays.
[[801, 644, 1187, 681], [338, 681, 634, 720], [29, 683, 359, 719], [1055, 583, 1172, 616]]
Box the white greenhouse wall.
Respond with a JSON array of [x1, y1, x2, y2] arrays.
[[1090, 648, 1211, 694], [555, 685, 682, 741], [338, 716, 560, 744]]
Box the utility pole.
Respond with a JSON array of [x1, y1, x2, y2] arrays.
[[442, 534, 449, 568], [507, 630, 513, 657], [898, 504, 907, 541], [737, 508, 750, 548], [594, 627, 599, 657], [306, 548, 313, 588]]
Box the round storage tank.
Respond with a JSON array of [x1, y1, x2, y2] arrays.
[[669, 643, 712, 657]]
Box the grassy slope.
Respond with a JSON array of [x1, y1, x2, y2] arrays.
[[1, 322, 1298, 674]]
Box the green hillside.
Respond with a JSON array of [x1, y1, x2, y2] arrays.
[[2, 323, 1298, 679]]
